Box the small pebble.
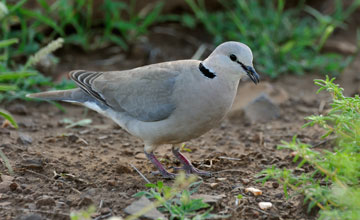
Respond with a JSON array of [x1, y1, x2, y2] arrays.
[[17, 133, 33, 145], [259, 201, 273, 210], [245, 187, 262, 196]]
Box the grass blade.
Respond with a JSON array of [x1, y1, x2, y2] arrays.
[[0, 149, 14, 176], [0, 72, 37, 81], [0, 38, 19, 48], [0, 84, 18, 91], [18, 8, 65, 36], [0, 108, 18, 129]]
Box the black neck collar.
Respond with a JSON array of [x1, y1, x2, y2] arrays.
[[199, 63, 216, 79]]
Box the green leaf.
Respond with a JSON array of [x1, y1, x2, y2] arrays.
[[0, 38, 18, 48], [0, 109, 18, 128], [0, 72, 37, 81], [0, 84, 17, 91], [133, 191, 147, 198], [18, 8, 65, 36], [145, 183, 157, 188]]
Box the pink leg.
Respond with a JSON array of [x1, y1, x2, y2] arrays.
[[144, 151, 175, 179], [172, 147, 211, 177]]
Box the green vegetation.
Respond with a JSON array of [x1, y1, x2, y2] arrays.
[[70, 206, 96, 220], [69, 174, 225, 220], [260, 76, 360, 219], [2, 0, 163, 54], [133, 174, 225, 220], [0, 35, 67, 124], [185, 0, 359, 77], [0, 0, 164, 124]]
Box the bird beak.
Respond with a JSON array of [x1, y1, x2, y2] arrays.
[[246, 66, 260, 85]]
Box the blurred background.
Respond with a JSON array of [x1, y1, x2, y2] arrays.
[[0, 1, 360, 220], [1, 0, 360, 100]]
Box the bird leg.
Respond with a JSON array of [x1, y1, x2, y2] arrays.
[[144, 150, 176, 179], [171, 145, 211, 177]]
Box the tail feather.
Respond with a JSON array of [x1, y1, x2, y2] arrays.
[[26, 88, 87, 102]]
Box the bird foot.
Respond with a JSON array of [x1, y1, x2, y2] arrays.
[[151, 170, 176, 179], [171, 166, 212, 177]]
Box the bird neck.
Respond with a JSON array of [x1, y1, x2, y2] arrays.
[[199, 62, 216, 79]]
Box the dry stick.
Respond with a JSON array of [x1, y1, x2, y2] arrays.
[[25, 169, 81, 194], [130, 163, 151, 184], [218, 156, 242, 161], [248, 206, 272, 216], [311, 137, 335, 148], [211, 169, 244, 174]]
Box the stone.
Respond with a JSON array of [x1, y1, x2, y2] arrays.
[[8, 104, 28, 115], [0, 181, 12, 193], [244, 94, 280, 123], [17, 133, 33, 145], [259, 202, 273, 210], [1, 175, 14, 182], [191, 194, 226, 205], [229, 82, 287, 121], [20, 214, 44, 220], [21, 159, 44, 170], [68, 134, 79, 143], [36, 195, 56, 207], [9, 182, 18, 191], [78, 196, 94, 207], [124, 196, 166, 220]]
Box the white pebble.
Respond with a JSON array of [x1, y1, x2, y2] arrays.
[[245, 187, 262, 196], [258, 202, 272, 210]]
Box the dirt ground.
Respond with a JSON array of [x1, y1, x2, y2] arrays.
[[1, 23, 359, 220]]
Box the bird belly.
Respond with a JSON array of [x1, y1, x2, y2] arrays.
[[124, 82, 237, 145]]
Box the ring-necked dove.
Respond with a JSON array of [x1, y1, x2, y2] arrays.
[[27, 41, 259, 178]]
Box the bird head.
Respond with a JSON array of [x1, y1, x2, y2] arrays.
[[203, 41, 260, 84]]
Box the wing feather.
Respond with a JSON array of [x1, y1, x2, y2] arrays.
[[69, 61, 183, 122]]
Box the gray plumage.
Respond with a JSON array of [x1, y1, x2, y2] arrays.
[[27, 41, 260, 178]]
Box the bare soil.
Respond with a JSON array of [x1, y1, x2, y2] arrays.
[[0, 24, 359, 220]]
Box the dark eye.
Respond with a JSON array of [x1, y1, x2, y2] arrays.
[[230, 54, 237, 61]]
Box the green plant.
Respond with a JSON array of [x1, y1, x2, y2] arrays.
[[0, 37, 70, 102], [102, 0, 164, 50], [132, 174, 226, 220], [70, 206, 96, 220], [260, 76, 360, 219], [185, 0, 359, 78], [2, 0, 164, 53]]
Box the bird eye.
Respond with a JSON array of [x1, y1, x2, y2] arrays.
[[229, 54, 237, 61]]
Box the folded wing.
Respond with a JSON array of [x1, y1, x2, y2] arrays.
[[70, 63, 180, 122]]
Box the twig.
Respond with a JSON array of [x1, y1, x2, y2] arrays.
[[93, 212, 112, 220], [218, 156, 242, 161], [248, 206, 272, 216], [211, 169, 244, 174], [25, 169, 81, 194], [99, 199, 104, 209], [311, 137, 335, 148], [130, 163, 151, 184]]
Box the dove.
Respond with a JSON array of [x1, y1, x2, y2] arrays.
[[27, 41, 259, 178]]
